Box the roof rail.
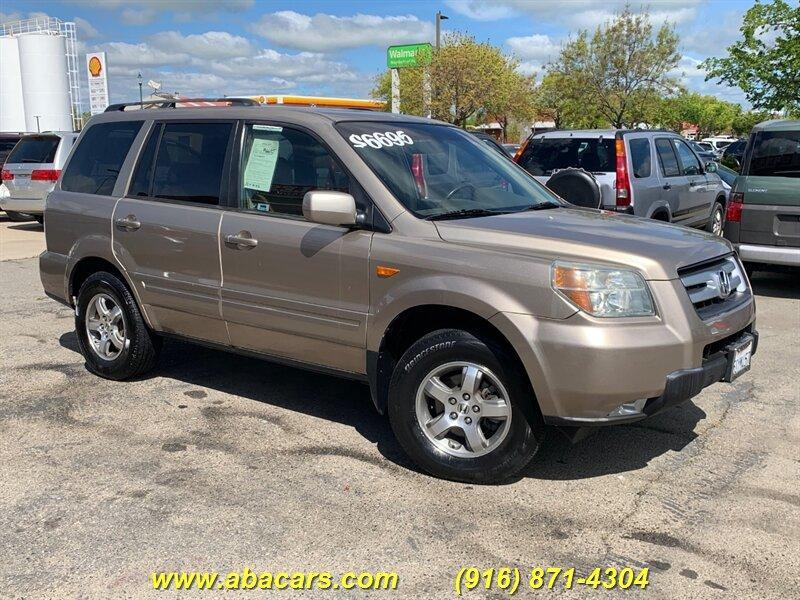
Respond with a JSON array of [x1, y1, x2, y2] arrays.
[[104, 98, 259, 112]]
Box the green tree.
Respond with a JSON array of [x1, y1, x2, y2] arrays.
[[702, 0, 800, 116], [731, 110, 773, 136], [548, 7, 681, 127], [483, 60, 537, 141], [534, 72, 607, 128]]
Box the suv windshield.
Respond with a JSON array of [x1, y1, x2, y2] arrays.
[[336, 122, 560, 219], [6, 135, 60, 164], [517, 137, 615, 176], [746, 130, 800, 178]]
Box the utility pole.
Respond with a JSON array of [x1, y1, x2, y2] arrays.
[[435, 11, 449, 49], [138, 72, 143, 108], [34, 115, 41, 133]]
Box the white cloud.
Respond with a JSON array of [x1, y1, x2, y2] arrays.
[[206, 49, 357, 82], [99, 41, 192, 69], [74, 16, 99, 39], [148, 31, 253, 60], [506, 34, 561, 62], [443, 1, 514, 21], [0, 11, 22, 23], [121, 8, 157, 26], [248, 11, 434, 52]]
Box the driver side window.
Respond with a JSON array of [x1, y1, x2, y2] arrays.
[[239, 123, 350, 218], [673, 139, 702, 176]]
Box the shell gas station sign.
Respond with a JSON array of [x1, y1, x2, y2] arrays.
[[86, 52, 110, 115]]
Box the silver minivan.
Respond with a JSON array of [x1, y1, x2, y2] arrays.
[[0, 132, 78, 223], [516, 130, 728, 235]]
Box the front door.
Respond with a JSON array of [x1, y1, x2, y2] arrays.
[[113, 120, 235, 345], [654, 137, 686, 219], [219, 122, 371, 374]]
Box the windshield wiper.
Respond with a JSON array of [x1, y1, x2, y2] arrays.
[[517, 202, 561, 212], [426, 208, 509, 221]]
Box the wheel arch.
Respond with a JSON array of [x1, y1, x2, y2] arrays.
[[68, 256, 153, 328], [367, 304, 541, 422]]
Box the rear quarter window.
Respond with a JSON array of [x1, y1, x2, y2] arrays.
[[61, 121, 144, 196], [6, 136, 60, 164], [628, 138, 651, 178], [747, 131, 800, 178]]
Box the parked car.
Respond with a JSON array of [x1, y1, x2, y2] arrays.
[[724, 120, 799, 274], [701, 136, 737, 155], [515, 129, 728, 235], [688, 139, 717, 164], [716, 163, 739, 191], [0, 133, 24, 166], [0, 131, 78, 223], [696, 141, 714, 153], [503, 143, 520, 156], [471, 132, 513, 159], [720, 139, 747, 172], [40, 103, 756, 483]]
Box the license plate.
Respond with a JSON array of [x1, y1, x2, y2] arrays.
[[725, 336, 753, 382]]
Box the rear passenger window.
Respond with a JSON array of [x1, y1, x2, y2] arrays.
[[673, 139, 702, 175], [151, 122, 233, 205], [129, 124, 162, 197], [629, 139, 651, 178], [239, 123, 350, 217], [61, 122, 143, 195], [655, 138, 681, 177]]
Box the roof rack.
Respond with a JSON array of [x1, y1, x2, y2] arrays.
[[104, 98, 259, 112]]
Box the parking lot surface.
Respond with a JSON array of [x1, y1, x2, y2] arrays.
[[0, 215, 45, 261], [0, 256, 798, 598]]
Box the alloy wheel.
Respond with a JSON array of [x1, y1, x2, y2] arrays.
[[85, 293, 126, 360], [415, 361, 512, 458]]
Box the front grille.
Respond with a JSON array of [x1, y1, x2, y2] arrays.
[[679, 254, 751, 320]]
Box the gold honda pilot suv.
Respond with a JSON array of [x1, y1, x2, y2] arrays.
[[39, 101, 757, 482]]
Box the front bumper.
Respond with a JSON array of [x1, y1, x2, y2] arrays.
[[544, 329, 758, 426], [490, 278, 756, 422]]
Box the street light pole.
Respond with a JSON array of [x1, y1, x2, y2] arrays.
[[138, 72, 143, 108], [34, 115, 41, 133], [435, 11, 448, 49]]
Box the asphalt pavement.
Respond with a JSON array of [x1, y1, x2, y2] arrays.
[[0, 255, 798, 599]]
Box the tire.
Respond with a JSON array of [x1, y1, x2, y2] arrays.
[[33, 215, 43, 224], [706, 201, 724, 236], [388, 329, 543, 483], [75, 271, 160, 380], [744, 262, 755, 279]]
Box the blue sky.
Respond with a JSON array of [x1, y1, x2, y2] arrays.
[[1, 1, 756, 108]]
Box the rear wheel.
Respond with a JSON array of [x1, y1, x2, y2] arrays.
[[706, 201, 724, 236], [75, 271, 160, 380], [388, 329, 543, 483]]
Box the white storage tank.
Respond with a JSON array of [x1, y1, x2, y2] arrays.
[[0, 36, 27, 132], [18, 33, 72, 132]]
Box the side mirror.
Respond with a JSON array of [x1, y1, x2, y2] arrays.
[[302, 190, 357, 227], [705, 161, 718, 173]]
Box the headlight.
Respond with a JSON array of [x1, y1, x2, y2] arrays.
[[552, 262, 655, 317]]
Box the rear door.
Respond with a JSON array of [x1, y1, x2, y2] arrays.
[[739, 129, 800, 247], [672, 137, 715, 226], [219, 121, 372, 374], [113, 120, 235, 345], [654, 137, 685, 219], [625, 134, 661, 217]]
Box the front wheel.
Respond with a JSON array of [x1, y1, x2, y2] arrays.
[[75, 271, 160, 380], [388, 329, 542, 483], [706, 201, 725, 236]]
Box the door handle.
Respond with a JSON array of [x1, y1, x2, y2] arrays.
[[115, 215, 141, 231], [224, 231, 258, 249], [662, 183, 671, 190]]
